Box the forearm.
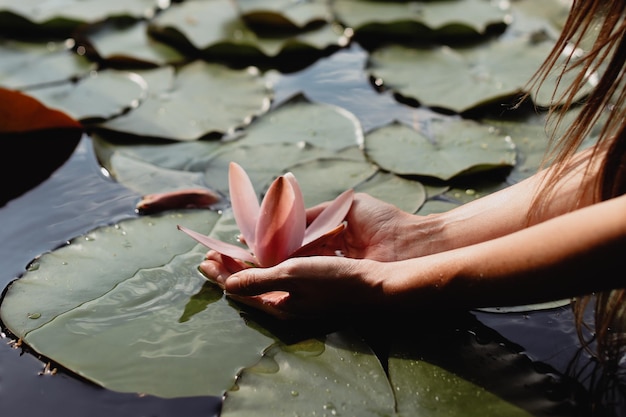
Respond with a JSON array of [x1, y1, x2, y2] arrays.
[[408, 147, 601, 256], [384, 193, 626, 310]]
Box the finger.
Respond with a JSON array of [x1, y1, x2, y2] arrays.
[[205, 251, 248, 273], [226, 292, 297, 320], [224, 267, 285, 296], [199, 259, 229, 287]]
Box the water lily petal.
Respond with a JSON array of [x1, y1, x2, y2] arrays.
[[254, 176, 305, 267], [229, 162, 260, 253], [292, 222, 347, 258], [177, 225, 257, 265], [303, 189, 354, 246], [136, 188, 220, 214], [284, 172, 307, 248]]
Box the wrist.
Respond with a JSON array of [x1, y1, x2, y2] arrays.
[[401, 212, 449, 258]]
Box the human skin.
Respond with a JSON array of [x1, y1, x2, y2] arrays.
[[200, 146, 626, 319]]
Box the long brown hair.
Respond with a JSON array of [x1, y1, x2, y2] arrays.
[[529, 0, 626, 366]]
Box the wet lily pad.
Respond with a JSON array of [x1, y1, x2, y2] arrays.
[[355, 170, 427, 214], [332, 0, 510, 45], [0, 40, 93, 89], [96, 61, 271, 141], [0, 0, 163, 38], [0, 40, 147, 121], [236, 0, 330, 32], [148, 0, 346, 71], [221, 327, 572, 417], [369, 36, 594, 113], [0, 210, 277, 398], [94, 99, 365, 198], [79, 19, 186, 67], [28, 69, 147, 122], [364, 119, 516, 181], [221, 332, 397, 417]]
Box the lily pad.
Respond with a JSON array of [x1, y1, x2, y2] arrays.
[[27, 69, 148, 122], [332, 0, 510, 45], [101, 151, 212, 198], [354, 170, 427, 213], [79, 19, 186, 67], [0, 0, 162, 38], [236, 0, 330, 32], [364, 119, 516, 181], [0, 40, 93, 89], [221, 332, 397, 417], [96, 61, 271, 141], [220, 324, 577, 416], [505, 0, 570, 39], [368, 36, 594, 113], [0, 210, 277, 398], [284, 158, 378, 207], [0, 41, 147, 121], [94, 99, 365, 198], [148, 0, 346, 71]]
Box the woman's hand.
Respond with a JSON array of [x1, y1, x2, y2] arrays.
[[221, 256, 388, 319], [298, 192, 421, 262], [198, 245, 392, 319]]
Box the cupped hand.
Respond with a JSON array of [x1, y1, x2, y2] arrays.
[[222, 256, 389, 319], [197, 193, 418, 318], [299, 192, 419, 262], [199, 252, 388, 319], [199, 251, 296, 319]]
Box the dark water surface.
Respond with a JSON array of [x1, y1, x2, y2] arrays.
[[0, 46, 622, 416]]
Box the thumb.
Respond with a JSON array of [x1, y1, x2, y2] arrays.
[[224, 267, 283, 296]]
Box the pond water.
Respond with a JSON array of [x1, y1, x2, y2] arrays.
[[0, 35, 623, 417]]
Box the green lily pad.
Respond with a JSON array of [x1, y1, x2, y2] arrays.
[[80, 19, 186, 67], [27, 69, 147, 122], [0, 41, 147, 121], [505, 0, 570, 39], [364, 119, 516, 181], [96, 61, 271, 141], [0, 40, 93, 89], [285, 158, 378, 207], [94, 99, 365, 198], [332, 0, 510, 44], [236, 0, 330, 32], [0, 210, 277, 398], [0, 0, 161, 38], [221, 332, 397, 417], [388, 341, 533, 417], [102, 151, 210, 197], [221, 326, 571, 416], [368, 36, 594, 113], [355, 170, 427, 213], [148, 0, 346, 71]]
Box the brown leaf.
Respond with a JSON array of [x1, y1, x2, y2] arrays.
[[0, 88, 82, 133]]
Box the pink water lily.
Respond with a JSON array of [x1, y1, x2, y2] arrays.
[[178, 162, 354, 267]]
